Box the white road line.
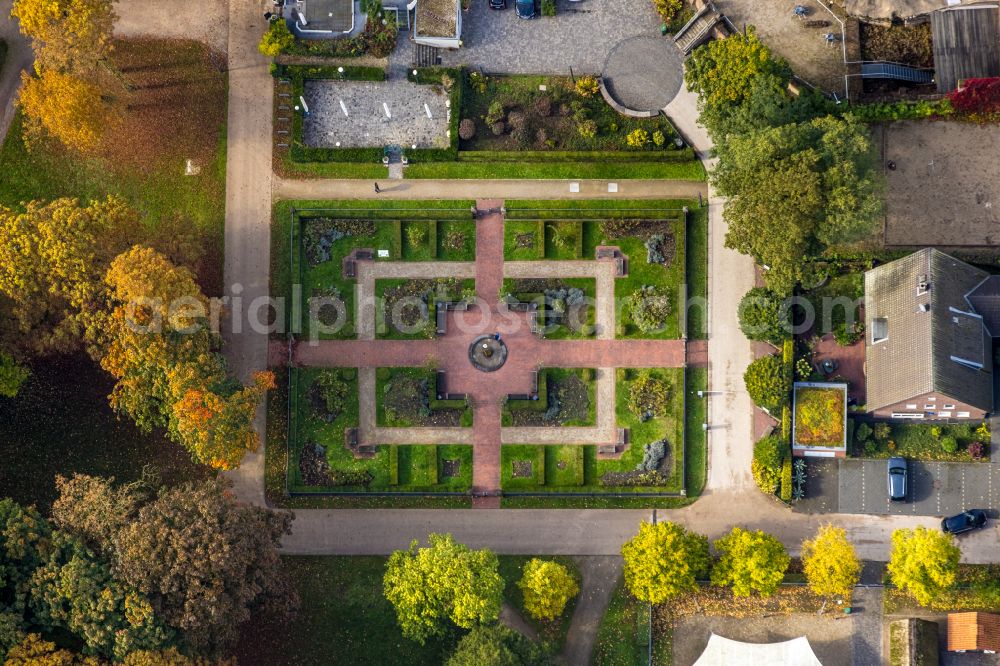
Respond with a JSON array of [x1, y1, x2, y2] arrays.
[[339, 99, 348, 116]]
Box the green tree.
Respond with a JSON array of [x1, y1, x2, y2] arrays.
[[383, 533, 503, 644], [714, 115, 881, 294], [711, 527, 789, 597], [258, 20, 295, 57], [743, 355, 788, 413], [685, 27, 790, 109], [887, 527, 960, 606], [621, 521, 710, 604], [517, 559, 579, 621], [446, 625, 551, 666], [801, 525, 861, 604], [0, 352, 30, 398], [52, 476, 298, 654], [738, 287, 790, 345]]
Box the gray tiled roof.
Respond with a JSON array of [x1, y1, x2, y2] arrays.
[[865, 248, 993, 412], [968, 275, 1000, 337]]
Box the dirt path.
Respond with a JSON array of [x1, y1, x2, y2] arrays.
[[563, 556, 624, 666]]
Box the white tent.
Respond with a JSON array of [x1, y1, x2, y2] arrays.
[[693, 633, 824, 666]]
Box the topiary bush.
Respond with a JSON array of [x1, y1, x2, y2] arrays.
[[738, 287, 790, 345], [458, 118, 476, 140], [744, 355, 789, 413], [941, 436, 958, 454], [637, 439, 669, 472]]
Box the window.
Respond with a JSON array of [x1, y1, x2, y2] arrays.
[[905, 404, 918, 409], [938, 411, 952, 418], [957, 411, 971, 418], [924, 404, 935, 410], [872, 318, 888, 343], [892, 412, 925, 419], [943, 404, 956, 410], [927, 397, 937, 402]]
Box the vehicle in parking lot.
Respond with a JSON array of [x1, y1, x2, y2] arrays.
[[515, 0, 535, 18], [489, 0, 505, 9], [942, 509, 988, 534], [888, 457, 907, 501]]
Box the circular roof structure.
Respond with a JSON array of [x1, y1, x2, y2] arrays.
[[601, 35, 685, 115]]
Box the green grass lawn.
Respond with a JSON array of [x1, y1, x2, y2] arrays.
[[376, 367, 473, 427], [504, 220, 545, 260], [436, 220, 477, 261], [0, 355, 212, 511], [544, 220, 584, 259], [685, 367, 708, 497], [686, 206, 709, 340], [503, 367, 596, 425], [375, 278, 476, 339], [497, 555, 581, 653], [501, 279, 596, 340], [234, 556, 457, 666], [593, 578, 648, 666], [401, 220, 437, 260], [404, 161, 705, 180], [545, 446, 586, 486]]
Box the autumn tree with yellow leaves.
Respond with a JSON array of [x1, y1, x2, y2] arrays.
[[17, 68, 111, 153], [11, 0, 116, 72]]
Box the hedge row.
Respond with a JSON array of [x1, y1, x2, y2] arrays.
[[779, 457, 793, 502], [455, 147, 696, 163], [388, 446, 399, 485]]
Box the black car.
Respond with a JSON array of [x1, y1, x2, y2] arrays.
[[489, 0, 505, 9], [888, 457, 907, 501], [942, 509, 988, 535], [515, 0, 535, 18]]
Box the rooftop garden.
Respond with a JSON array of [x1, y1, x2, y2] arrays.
[[792, 383, 847, 451]]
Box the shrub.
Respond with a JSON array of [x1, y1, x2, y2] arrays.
[[969, 441, 985, 459], [490, 121, 506, 136], [941, 436, 958, 454], [518, 559, 578, 621], [780, 457, 793, 502], [752, 458, 780, 495], [653, 0, 682, 22], [637, 439, 669, 472], [339, 368, 357, 381], [532, 96, 552, 117], [576, 119, 598, 138], [258, 20, 295, 57], [833, 322, 863, 346], [627, 372, 672, 419], [744, 355, 789, 413], [541, 0, 556, 16], [644, 233, 675, 266], [458, 119, 476, 140], [311, 371, 349, 421], [795, 357, 813, 381], [575, 75, 600, 98], [376, 368, 391, 381], [854, 422, 872, 445], [737, 287, 790, 345], [873, 423, 891, 443], [628, 285, 672, 333], [976, 423, 991, 442], [754, 434, 786, 471], [468, 71, 488, 94], [626, 129, 650, 148], [652, 130, 665, 147], [406, 224, 428, 247], [485, 101, 505, 126]]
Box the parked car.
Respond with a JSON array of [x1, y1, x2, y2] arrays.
[[515, 0, 535, 18], [942, 509, 988, 535], [888, 457, 907, 501], [489, 0, 505, 9]]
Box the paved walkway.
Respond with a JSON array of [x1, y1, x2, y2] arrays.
[[0, 0, 32, 147], [473, 400, 502, 495], [274, 176, 707, 201]]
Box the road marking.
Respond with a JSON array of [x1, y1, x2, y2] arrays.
[[339, 99, 348, 116], [383, 103, 391, 118]]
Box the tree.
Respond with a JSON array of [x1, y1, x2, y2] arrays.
[[383, 533, 503, 644], [52, 476, 298, 654], [714, 115, 881, 294], [446, 625, 551, 666], [18, 69, 112, 153], [737, 287, 790, 345], [51, 474, 137, 550], [11, 0, 116, 73], [0, 196, 134, 356], [621, 521, 710, 604], [652, 0, 682, 22], [801, 525, 860, 604], [4, 633, 104, 666], [711, 527, 789, 597], [698, 71, 827, 142], [258, 20, 295, 57], [888, 527, 960, 606], [517, 559, 579, 621], [0, 352, 30, 398], [119, 648, 223, 666], [743, 355, 788, 413], [685, 27, 790, 109]]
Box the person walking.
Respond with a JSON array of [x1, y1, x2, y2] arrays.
[[374, 182, 381, 194]]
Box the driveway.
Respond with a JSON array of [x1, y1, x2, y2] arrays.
[[798, 458, 1000, 517], [440, 0, 664, 75]]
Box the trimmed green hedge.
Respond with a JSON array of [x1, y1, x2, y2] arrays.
[[455, 148, 696, 162], [780, 457, 792, 502], [388, 446, 399, 486]]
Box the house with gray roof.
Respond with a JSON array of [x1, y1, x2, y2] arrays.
[[864, 248, 996, 421]]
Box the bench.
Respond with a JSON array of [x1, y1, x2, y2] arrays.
[[436, 305, 448, 336], [804, 19, 830, 27], [598, 444, 618, 456], [343, 260, 356, 279], [436, 371, 447, 399]]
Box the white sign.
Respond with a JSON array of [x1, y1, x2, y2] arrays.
[[378, 249, 390, 258], [569, 182, 580, 193]]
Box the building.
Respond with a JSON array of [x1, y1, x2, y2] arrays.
[[288, 0, 357, 36], [692, 634, 823, 665], [930, 3, 1000, 92], [948, 612, 1000, 652], [864, 248, 997, 421], [412, 0, 463, 48]]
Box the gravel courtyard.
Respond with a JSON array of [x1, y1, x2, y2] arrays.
[[302, 79, 451, 148], [881, 121, 1000, 247]]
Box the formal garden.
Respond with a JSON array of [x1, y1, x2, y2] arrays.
[[376, 278, 477, 339], [271, 63, 706, 180]]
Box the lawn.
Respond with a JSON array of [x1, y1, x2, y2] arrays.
[[376, 367, 473, 427], [503, 367, 597, 425], [504, 220, 545, 260], [376, 277, 476, 339], [404, 161, 705, 180], [0, 39, 227, 292], [400, 220, 477, 261], [0, 355, 211, 511], [501, 279, 597, 340], [234, 556, 457, 666], [593, 578, 649, 666]]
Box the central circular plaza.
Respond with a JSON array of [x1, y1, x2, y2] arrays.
[[468, 335, 508, 373]]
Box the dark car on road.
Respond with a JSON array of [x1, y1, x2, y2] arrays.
[[515, 0, 535, 18], [942, 509, 988, 535], [888, 457, 907, 501], [489, 0, 505, 9]]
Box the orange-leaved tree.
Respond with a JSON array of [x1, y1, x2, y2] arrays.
[[17, 68, 111, 153]]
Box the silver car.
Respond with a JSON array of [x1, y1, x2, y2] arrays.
[[888, 457, 907, 501]]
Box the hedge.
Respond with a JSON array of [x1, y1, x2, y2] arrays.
[[780, 457, 793, 502], [846, 98, 952, 122], [455, 148, 696, 162], [388, 446, 399, 486]]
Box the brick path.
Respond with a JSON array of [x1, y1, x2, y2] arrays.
[[475, 200, 505, 305], [472, 400, 502, 496]]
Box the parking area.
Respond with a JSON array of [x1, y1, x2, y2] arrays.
[[440, 0, 665, 75], [796, 458, 1000, 516]]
